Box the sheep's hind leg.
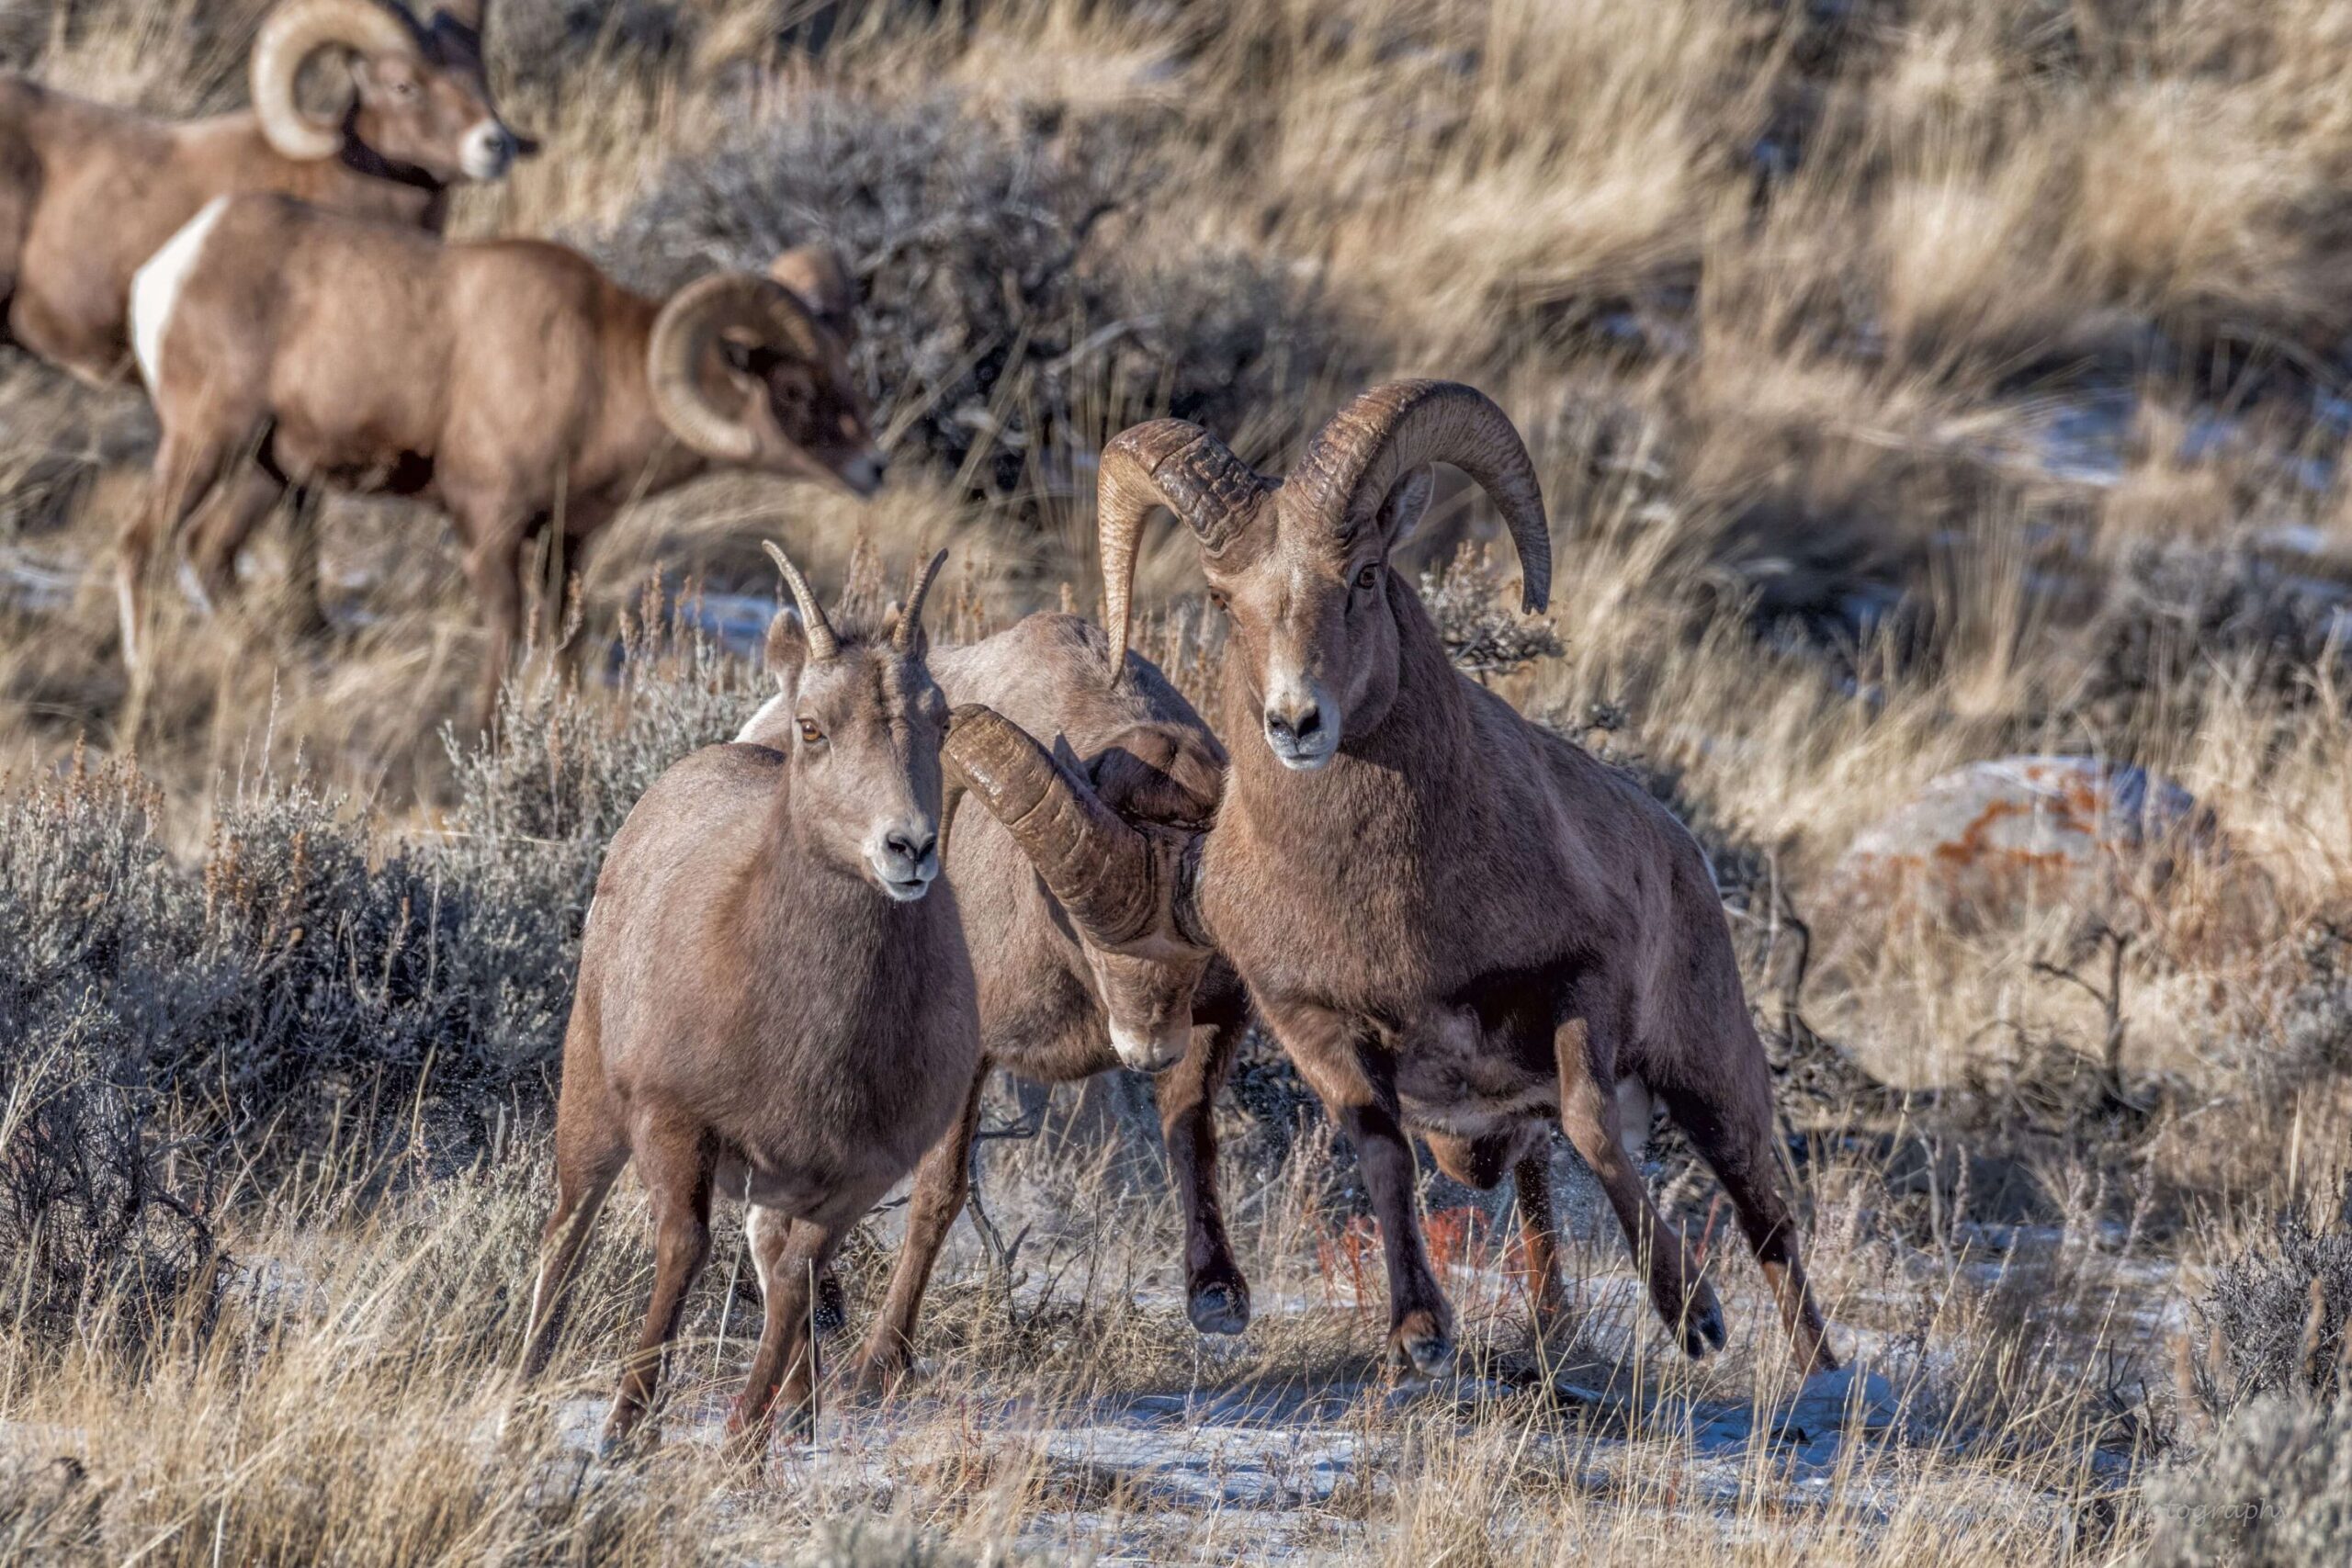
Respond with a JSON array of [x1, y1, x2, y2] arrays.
[[1424, 1128, 1569, 1345], [1657, 1067, 1838, 1374], [176, 462, 285, 620], [731, 1209, 855, 1459], [1556, 1020, 1723, 1359], [602, 1111, 713, 1454]]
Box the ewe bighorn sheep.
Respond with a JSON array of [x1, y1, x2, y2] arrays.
[[738, 611, 1254, 1383], [1090, 380, 1838, 1376], [124, 192, 882, 727], [522, 547, 970, 1454], [1, 0, 528, 386]]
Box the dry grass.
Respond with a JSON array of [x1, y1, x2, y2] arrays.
[[7, 0, 2352, 1560]]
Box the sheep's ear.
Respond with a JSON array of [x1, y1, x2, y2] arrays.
[[764, 605, 810, 692], [1375, 464, 1437, 549], [767, 244, 857, 347], [1088, 724, 1223, 827]]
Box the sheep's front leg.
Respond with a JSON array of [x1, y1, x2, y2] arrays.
[[1155, 1006, 1250, 1336], [1270, 999, 1453, 1376]]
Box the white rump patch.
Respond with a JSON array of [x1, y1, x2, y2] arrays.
[[1615, 1076, 1656, 1162], [130, 196, 230, 397], [735, 689, 789, 745]]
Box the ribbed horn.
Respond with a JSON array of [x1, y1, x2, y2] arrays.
[[251, 0, 420, 162], [942, 705, 1164, 949], [647, 273, 828, 464], [761, 541, 837, 664], [1096, 420, 1269, 674], [1286, 379, 1552, 612], [893, 548, 948, 653]]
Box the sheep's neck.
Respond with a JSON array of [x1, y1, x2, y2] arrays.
[[731, 774, 892, 962], [335, 107, 451, 206]]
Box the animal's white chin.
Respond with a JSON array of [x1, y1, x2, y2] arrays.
[[1272, 745, 1335, 772], [1109, 1026, 1184, 1073], [460, 121, 514, 180], [875, 873, 932, 903]]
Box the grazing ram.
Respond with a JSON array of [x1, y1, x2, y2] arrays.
[[123, 191, 881, 728], [1085, 381, 1838, 1376], [738, 610, 1254, 1384], [521, 547, 971, 1455], [1, 0, 529, 387]]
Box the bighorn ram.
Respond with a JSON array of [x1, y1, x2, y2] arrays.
[[1088, 381, 1838, 1375], [522, 547, 972, 1454], [738, 611, 1253, 1383], [1, 0, 529, 385], [123, 192, 882, 728]]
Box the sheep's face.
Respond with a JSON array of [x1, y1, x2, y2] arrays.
[[1204, 469, 1434, 771], [729, 335, 888, 498], [767, 623, 951, 902], [349, 39, 532, 184]]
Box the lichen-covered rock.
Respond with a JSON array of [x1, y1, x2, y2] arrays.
[[1822, 755, 2210, 935]]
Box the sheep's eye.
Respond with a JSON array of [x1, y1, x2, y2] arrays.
[[797, 718, 825, 745], [1355, 563, 1379, 591], [390, 79, 416, 99]]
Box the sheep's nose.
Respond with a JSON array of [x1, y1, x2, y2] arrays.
[[461, 121, 517, 179], [1265, 705, 1322, 745], [885, 828, 936, 868], [1263, 693, 1337, 771], [839, 447, 888, 497]]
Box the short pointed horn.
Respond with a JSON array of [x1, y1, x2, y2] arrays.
[[894, 548, 948, 653], [1097, 420, 1269, 674], [762, 541, 837, 664], [1288, 379, 1551, 612], [251, 0, 420, 162], [648, 273, 829, 464], [942, 705, 1164, 949]]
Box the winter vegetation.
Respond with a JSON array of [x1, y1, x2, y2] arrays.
[[6, 0, 2352, 1562]]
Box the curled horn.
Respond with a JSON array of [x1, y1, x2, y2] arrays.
[[1287, 379, 1552, 612], [1096, 420, 1269, 674], [761, 541, 838, 664], [250, 0, 421, 162], [893, 548, 948, 653], [647, 273, 828, 464], [943, 705, 1182, 951]]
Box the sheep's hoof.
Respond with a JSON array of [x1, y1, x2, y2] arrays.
[[839, 1350, 914, 1403], [1679, 1291, 1728, 1359], [1187, 1277, 1251, 1337], [596, 1415, 649, 1462], [1390, 1313, 1455, 1378]]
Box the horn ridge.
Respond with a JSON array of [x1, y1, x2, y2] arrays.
[[1291, 379, 1553, 613], [1096, 419, 1268, 675], [941, 705, 1159, 947], [894, 548, 949, 652], [762, 541, 838, 663]]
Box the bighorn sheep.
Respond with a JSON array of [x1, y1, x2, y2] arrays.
[[522, 547, 970, 1454], [1089, 381, 1838, 1376], [123, 191, 882, 728], [738, 611, 1253, 1384], [1, 0, 529, 386]]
